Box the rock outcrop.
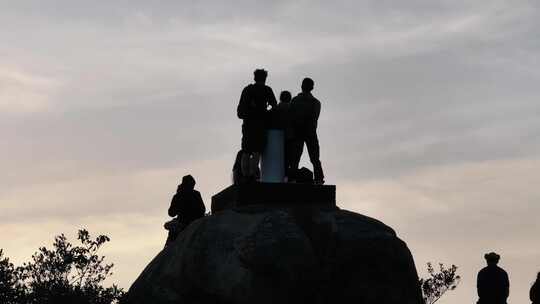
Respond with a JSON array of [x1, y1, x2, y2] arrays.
[[127, 205, 423, 304]]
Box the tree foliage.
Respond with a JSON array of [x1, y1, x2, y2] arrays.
[[419, 262, 461, 304], [0, 229, 124, 304], [0, 250, 25, 304]]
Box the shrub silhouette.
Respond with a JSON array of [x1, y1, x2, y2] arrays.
[[0, 229, 124, 304], [0, 250, 25, 304], [420, 262, 461, 304]]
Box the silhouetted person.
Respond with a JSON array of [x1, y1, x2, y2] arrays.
[[274, 90, 294, 179], [165, 175, 205, 246], [237, 69, 277, 181], [477, 252, 509, 304], [290, 77, 324, 184], [274, 90, 293, 127], [531, 272, 540, 304]]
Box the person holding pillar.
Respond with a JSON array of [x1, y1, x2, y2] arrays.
[[275, 90, 295, 180]]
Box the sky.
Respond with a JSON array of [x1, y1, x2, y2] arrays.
[[1, 0, 539, 303]]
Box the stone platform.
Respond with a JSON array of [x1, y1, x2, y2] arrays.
[[211, 183, 336, 213]]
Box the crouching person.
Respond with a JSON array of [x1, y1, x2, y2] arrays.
[[164, 175, 205, 246]]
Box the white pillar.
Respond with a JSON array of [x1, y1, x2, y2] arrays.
[[261, 129, 285, 183]]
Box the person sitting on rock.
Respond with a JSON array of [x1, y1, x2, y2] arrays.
[[237, 68, 277, 182], [477, 252, 510, 304], [531, 272, 540, 304], [164, 175, 205, 246]]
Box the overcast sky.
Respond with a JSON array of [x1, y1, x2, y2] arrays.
[[1, 1, 540, 303]]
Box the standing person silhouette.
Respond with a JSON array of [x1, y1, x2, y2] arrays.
[[531, 272, 540, 304], [274, 90, 294, 180], [237, 69, 277, 182], [477, 252, 510, 304], [164, 175, 205, 246], [290, 77, 324, 184]]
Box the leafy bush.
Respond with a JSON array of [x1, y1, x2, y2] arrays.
[[0, 250, 25, 304], [0, 229, 124, 304], [420, 262, 461, 304]]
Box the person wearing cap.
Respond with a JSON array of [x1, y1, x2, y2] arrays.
[[531, 272, 540, 304], [289, 77, 325, 184], [164, 175, 206, 246], [237, 69, 277, 181], [477, 252, 510, 304]]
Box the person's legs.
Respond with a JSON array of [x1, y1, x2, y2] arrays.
[[249, 152, 261, 179], [242, 122, 265, 181], [240, 151, 260, 181], [240, 151, 251, 178], [240, 120, 264, 180], [289, 138, 304, 181], [165, 230, 175, 247], [305, 131, 324, 183], [240, 122, 252, 179], [284, 139, 295, 180], [164, 221, 182, 247]]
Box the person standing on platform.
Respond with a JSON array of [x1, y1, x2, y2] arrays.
[[237, 69, 277, 182], [274, 90, 294, 180], [290, 77, 324, 184]]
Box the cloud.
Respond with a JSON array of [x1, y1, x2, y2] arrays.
[[0, 156, 233, 223], [338, 157, 540, 304], [1, 1, 540, 303], [0, 66, 61, 113]]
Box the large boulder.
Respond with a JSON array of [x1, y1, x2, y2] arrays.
[[127, 205, 423, 304]]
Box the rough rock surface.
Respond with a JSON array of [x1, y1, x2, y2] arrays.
[[127, 205, 423, 304]]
